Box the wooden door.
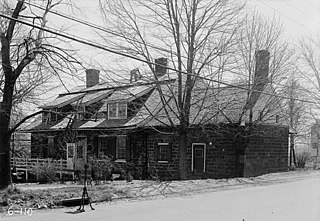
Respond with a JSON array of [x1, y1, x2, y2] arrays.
[[192, 143, 206, 172]]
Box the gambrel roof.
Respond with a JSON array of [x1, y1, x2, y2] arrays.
[[25, 72, 287, 132]]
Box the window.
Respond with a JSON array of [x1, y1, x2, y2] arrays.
[[75, 106, 85, 120], [51, 108, 58, 122], [276, 115, 279, 123], [66, 143, 75, 159], [48, 136, 55, 148], [99, 135, 127, 160], [156, 143, 171, 163], [76, 145, 83, 159], [117, 135, 127, 159], [108, 102, 127, 119], [312, 143, 318, 149], [42, 112, 51, 123]]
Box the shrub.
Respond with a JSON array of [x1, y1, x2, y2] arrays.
[[31, 162, 59, 183], [296, 151, 310, 168], [90, 154, 113, 181]]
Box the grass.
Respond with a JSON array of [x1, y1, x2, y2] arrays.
[[0, 183, 125, 213]]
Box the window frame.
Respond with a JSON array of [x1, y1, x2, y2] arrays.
[[98, 135, 127, 162], [107, 102, 127, 119], [116, 135, 127, 161], [157, 143, 169, 163]]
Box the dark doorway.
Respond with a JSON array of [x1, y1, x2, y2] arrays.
[[192, 143, 206, 172]]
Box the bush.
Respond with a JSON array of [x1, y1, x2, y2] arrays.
[[31, 162, 59, 183], [90, 154, 113, 181], [296, 151, 310, 168]]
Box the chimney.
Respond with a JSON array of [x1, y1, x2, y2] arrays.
[[253, 50, 270, 87], [130, 68, 142, 83], [154, 57, 168, 77], [244, 50, 270, 110], [86, 69, 99, 87]]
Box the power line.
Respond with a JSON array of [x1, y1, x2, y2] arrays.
[[0, 13, 317, 105], [25, 1, 307, 94], [24, 1, 174, 54], [257, 0, 309, 31]]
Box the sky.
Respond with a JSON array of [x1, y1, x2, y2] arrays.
[[49, 0, 320, 73], [247, 0, 320, 38], [5, 0, 320, 108]]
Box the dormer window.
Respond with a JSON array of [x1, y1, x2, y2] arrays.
[[108, 102, 127, 119]]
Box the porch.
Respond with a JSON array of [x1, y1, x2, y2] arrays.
[[10, 157, 75, 181]]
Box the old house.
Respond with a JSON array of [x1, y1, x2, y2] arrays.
[[24, 50, 289, 180]]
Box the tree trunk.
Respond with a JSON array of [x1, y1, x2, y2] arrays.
[[0, 72, 16, 189], [179, 130, 187, 180], [0, 136, 11, 189]]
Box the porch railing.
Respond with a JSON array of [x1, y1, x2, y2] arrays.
[[10, 157, 74, 181]]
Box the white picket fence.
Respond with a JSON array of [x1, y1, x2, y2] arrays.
[[11, 157, 74, 181]]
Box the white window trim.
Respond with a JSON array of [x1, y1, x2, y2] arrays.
[[191, 143, 206, 172], [158, 143, 169, 163], [158, 160, 169, 163], [107, 102, 127, 119], [66, 143, 75, 159]]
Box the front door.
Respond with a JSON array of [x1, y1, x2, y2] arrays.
[[66, 143, 75, 169], [192, 143, 206, 172]]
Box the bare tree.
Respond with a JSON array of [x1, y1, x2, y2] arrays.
[[0, 0, 81, 189], [284, 76, 306, 167], [99, 0, 245, 179], [298, 34, 320, 116]]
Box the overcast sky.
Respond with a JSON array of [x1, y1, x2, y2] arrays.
[[7, 0, 320, 108], [49, 0, 320, 71]]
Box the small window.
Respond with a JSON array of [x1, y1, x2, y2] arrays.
[[108, 103, 117, 118], [313, 143, 318, 149], [76, 145, 83, 159], [157, 143, 171, 162], [42, 112, 51, 123], [276, 115, 279, 123], [66, 143, 75, 159], [117, 135, 127, 159], [118, 103, 127, 118], [99, 135, 127, 160], [108, 102, 127, 119], [48, 136, 55, 148]]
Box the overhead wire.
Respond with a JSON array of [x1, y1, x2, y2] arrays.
[[257, 0, 311, 31], [0, 13, 316, 105], [24, 1, 310, 95]]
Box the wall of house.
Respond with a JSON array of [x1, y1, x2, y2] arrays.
[[30, 124, 289, 180], [141, 126, 239, 180], [142, 124, 289, 180], [244, 125, 289, 177]]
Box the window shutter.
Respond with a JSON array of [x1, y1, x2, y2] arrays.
[[94, 137, 99, 157], [154, 145, 159, 162], [126, 136, 131, 161], [167, 144, 172, 162]]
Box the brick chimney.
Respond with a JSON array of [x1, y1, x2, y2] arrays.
[[154, 57, 167, 77], [244, 50, 270, 110], [253, 50, 269, 88], [130, 68, 142, 83], [86, 69, 99, 87]]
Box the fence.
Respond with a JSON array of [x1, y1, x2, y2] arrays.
[[11, 157, 74, 181]]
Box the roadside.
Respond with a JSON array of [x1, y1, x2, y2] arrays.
[[1, 168, 320, 217]]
